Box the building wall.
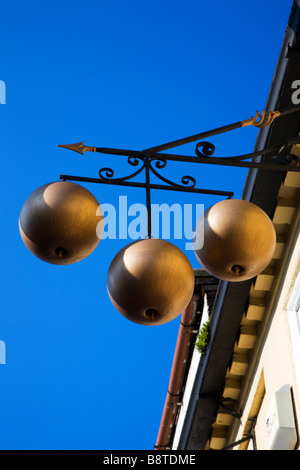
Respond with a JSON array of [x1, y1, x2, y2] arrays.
[[233, 226, 300, 450]]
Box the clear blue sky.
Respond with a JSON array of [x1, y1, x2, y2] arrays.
[[0, 0, 292, 450]]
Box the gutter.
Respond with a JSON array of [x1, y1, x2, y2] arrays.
[[243, 0, 300, 205]]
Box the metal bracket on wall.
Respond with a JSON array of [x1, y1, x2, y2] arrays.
[[219, 397, 242, 420], [220, 418, 257, 451]]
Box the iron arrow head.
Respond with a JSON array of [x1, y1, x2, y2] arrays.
[[57, 141, 96, 155]]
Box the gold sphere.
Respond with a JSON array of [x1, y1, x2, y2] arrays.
[[194, 199, 276, 282], [19, 181, 103, 265], [107, 238, 195, 325]]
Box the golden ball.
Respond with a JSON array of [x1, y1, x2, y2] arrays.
[[107, 238, 195, 325], [19, 181, 103, 265], [194, 199, 276, 281]]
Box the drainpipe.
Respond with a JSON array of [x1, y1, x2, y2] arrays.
[[154, 294, 200, 449]]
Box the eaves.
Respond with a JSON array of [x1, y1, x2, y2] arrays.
[[176, 0, 300, 451]]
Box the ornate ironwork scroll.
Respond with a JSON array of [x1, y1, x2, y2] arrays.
[[194, 137, 300, 169], [98, 155, 146, 182]]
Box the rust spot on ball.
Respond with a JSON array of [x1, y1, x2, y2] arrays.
[[144, 309, 159, 321]]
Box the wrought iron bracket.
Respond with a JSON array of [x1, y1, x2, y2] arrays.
[[219, 397, 242, 420], [220, 418, 257, 450], [58, 106, 300, 238]]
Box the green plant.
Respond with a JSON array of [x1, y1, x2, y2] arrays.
[[195, 320, 210, 355]]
